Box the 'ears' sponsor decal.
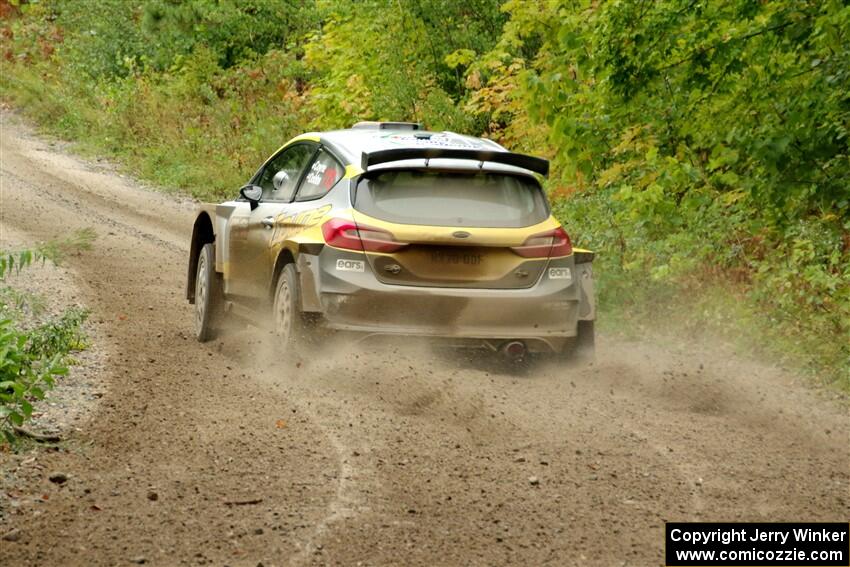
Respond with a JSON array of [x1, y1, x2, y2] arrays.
[[548, 267, 572, 281], [335, 259, 365, 272]]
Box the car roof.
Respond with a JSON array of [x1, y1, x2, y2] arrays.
[[304, 126, 538, 178]]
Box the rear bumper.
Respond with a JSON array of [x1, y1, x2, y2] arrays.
[[298, 247, 595, 351]]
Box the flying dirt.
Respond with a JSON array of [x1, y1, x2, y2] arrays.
[[0, 111, 847, 566]]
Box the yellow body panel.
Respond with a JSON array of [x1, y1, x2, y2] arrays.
[[267, 203, 336, 267], [344, 164, 365, 178], [350, 210, 562, 249], [345, 210, 564, 287], [390, 246, 535, 282]]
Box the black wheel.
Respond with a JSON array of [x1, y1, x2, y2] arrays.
[[273, 263, 307, 351], [194, 243, 224, 342]]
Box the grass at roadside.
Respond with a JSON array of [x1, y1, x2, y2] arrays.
[[1, 54, 308, 201], [599, 273, 849, 396]]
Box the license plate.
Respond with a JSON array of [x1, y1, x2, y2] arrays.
[[430, 250, 482, 266]]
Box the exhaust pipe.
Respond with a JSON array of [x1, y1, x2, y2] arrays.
[[500, 340, 527, 362]]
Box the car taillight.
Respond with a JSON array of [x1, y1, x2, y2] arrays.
[[511, 226, 572, 258], [321, 218, 406, 253]]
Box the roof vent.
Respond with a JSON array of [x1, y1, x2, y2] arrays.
[[351, 121, 422, 131]]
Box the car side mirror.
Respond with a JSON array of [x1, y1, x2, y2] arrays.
[[239, 184, 263, 210]]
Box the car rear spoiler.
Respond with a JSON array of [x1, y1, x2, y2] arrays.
[[360, 148, 549, 177]]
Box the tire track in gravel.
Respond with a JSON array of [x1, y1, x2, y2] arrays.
[[214, 336, 381, 566]]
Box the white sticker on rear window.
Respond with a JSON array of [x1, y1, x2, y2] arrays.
[[548, 267, 572, 281], [305, 159, 328, 186], [336, 259, 365, 272]]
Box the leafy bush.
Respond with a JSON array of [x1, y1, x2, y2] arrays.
[[304, 0, 502, 131], [478, 0, 850, 388], [0, 230, 94, 443], [0, 309, 88, 443]]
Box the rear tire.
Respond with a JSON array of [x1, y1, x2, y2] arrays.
[[273, 264, 308, 353], [194, 243, 224, 342]]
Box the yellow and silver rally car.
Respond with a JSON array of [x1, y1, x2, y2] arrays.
[[187, 122, 595, 360]]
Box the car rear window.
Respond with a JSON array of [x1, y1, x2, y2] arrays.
[[353, 170, 549, 228]]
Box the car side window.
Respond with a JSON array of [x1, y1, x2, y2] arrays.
[[295, 148, 344, 201], [257, 143, 316, 202]]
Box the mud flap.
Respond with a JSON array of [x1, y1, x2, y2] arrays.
[[297, 254, 323, 312], [576, 262, 595, 321], [574, 320, 595, 361]]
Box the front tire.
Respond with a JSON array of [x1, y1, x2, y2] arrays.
[[273, 263, 307, 352], [194, 243, 224, 342]]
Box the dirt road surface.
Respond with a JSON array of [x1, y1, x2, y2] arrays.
[[1, 111, 847, 566]]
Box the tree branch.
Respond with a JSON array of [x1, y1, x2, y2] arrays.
[[657, 20, 796, 72]]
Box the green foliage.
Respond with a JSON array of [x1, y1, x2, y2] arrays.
[[304, 0, 502, 131], [0, 233, 94, 443], [138, 0, 320, 70], [37, 0, 319, 80], [496, 0, 850, 388], [0, 309, 88, 443]]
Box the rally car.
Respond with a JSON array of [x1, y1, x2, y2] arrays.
[[186, 122, 595, 360]]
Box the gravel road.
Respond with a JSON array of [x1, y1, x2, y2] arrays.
[[1, 111, 847, 566]]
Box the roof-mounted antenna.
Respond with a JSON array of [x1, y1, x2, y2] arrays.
[[425, 158, 430, 167]]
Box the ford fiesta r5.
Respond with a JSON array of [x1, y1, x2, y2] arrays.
[[186, 121, 596, 361]]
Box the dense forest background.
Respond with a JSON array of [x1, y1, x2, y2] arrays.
[[1, 0, 847, 388]]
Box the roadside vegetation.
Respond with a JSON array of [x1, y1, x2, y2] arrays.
[[0, 0, 847, 389], [0, 230, 94, 443]]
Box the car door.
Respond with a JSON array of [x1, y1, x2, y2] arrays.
[[227, 142, 318, 300]]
